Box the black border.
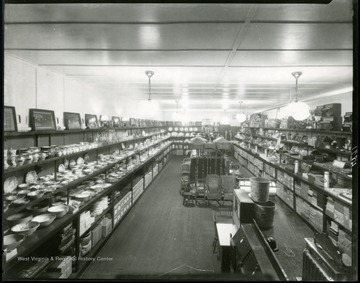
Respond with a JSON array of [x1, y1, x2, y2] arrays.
[[29, 108, 57, 131], [3, 106, 17, 132], [84, 113, 99, 129], [63, 111, 82, 130], [112, 116, 121, 128]]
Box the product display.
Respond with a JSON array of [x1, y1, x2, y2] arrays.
[[2, 1, 356, 281]]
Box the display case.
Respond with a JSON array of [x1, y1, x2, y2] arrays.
[[2, 125, 173, 279]]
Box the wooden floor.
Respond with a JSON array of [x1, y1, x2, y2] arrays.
[[81, 155, 313, 280]]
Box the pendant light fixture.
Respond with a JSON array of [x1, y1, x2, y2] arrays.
[[173, 97, 181, 120], [236, 101, 246, 123], [286, 71, 310, 121], [141, 70, 159, 118], [145, 70, 154, 101]]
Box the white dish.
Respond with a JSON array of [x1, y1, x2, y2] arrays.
[[32, 213, 56, 227], [4, 177, 18, 194], [11, 221, 40, 236], [77, 157, 85, 165], [25, 170, 38, 184], [58, 164, 65, 173]]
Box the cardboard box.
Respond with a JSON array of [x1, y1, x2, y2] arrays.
[[102, 218, 112, 238]]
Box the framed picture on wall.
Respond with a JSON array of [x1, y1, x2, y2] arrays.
[[112, 116, 121, 128], [64, 112, 82, 130], [85, 114, 99, 129], [4, 106, 17, 132], [29, 109, 56, 131]]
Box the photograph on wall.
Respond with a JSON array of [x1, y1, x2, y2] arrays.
[[64, 112, 82, 130], [29, 109, 56, 131], [112, 116, 121, 128], [85, 114, 99, 129], [4, 106, 17, 132]]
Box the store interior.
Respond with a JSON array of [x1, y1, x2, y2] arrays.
[[2, 0, 357, 281]]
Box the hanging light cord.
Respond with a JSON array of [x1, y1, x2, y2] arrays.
[[148, 76, 152, 101]]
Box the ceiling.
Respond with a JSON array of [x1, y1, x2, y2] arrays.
[[4, 0, 354, 115]]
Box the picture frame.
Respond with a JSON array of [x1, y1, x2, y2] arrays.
[[64, 112, 82, 130], [29, 108, 56, 131], [99, 115, 111, 128], [112, 116, 121, 128], [4, 106, 18, 132], [85, 114, 99, 129]]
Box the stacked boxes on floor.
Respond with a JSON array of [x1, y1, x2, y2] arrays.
[[114, 191, 132, 225], [79, 211, 95, 236], [144, 170, 152, 189], [295, 196, 323, 232], [325, 196, 352, 231], [276, 182, 294, 209], [153, 164, 159, 178], [40, 256, 73, 279], [132, 178, 144, 203], [101, 217, 112, 238], [91, 223, 103, 249], [277, 170, 294, 190]]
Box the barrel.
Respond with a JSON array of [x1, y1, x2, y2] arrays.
[[254, 201, 276, 230], [250, 177, 270, 203]]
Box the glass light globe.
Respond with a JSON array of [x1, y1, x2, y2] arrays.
[[286, 101, 310, 120], [172, 112, 181, 120], [222, 116, 229, 124], [236, 113, 246, 123], [278, 105, 290, 119], [139, 100, 160, 118]]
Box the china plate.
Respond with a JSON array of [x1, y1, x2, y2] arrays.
[[179, 127, 184, 131], [194, 127, 198, 131], [168, 127, 173, 131], [174, 127, 178, 131], [4, 177, 18, 194], [69, 159, 76, 168], [64, 158, 69, 169], [77, 157, 85, 165], [84, 153, 90, 162], [184, 127, 189, 132], [58, 164, 65, 173], [25, 170, 38, 184]]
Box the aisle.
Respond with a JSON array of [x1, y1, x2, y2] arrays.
[[81, 156, 221, 279]]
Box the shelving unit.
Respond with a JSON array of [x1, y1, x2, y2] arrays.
[[2, 125, 173, 279], [233, 131, 353, 267]]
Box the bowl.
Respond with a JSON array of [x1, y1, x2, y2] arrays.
[[27, 201, 50, 215], [4, 234, 26, 251], [18, 183, 29, 190], [48, 205, 68, 218], [12, 198, 30, 207], [74, 192, 91, 202], [18, 190, 31, 197], [27, 190, 45, 200], [32, 213, 56, 227], [80, 233, 91, 245], [6, 212, 33, 227], [11, 221, 40, 236]]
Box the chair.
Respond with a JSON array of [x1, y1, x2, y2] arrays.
[[180, 163, 191, 195], [204, 174, 222, 205], [221, 174, 236, 205], [181, 163, 190, 175]]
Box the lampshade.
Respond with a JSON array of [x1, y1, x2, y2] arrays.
[[282, 71, 310, 121], [221, 116, 229, 124], [236, 113, 246, 123], [139, 100, 159, 118], [286, 101, 310, 120]]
